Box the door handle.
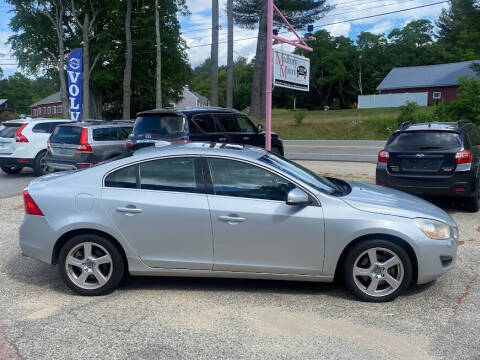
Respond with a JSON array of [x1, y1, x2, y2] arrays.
[[218, 137, 228, 142], [242, 136, 250, 141], [219, 215, 246, 223], [116, 206, 143, 214]]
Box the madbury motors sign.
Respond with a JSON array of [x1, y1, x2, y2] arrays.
[[273, 50, 310, 91]]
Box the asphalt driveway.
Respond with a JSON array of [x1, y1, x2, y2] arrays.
[[0, 162, 478, 359]]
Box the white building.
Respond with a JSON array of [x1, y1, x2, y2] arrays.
[[171, 86, 210, 109]]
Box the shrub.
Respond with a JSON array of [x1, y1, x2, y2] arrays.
[[293, 111, 306, 125], [372, 116, 398, 138], [397, 101, 420, 125]]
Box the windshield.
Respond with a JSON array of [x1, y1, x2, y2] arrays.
[[134, 115, 186, 140], [260, 153, 342, 195], [387, 131, 462, 151], [50, 126, 83, 144], [0, 123, 23, 138]]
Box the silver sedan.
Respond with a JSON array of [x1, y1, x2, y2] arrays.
[[19, 143, 458, 302]]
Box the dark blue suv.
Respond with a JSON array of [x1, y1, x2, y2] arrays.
[[126, 108, 284, 156]]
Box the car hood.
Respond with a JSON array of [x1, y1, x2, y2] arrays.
[[342, 181, 455, 226]]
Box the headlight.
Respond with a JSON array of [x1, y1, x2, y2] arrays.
[[414, 218, 452, 240]]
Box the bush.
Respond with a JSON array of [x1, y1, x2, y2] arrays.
[[397, 101, 420, 125], [293, 111, 306, 125], [372, 116, 398, 138]]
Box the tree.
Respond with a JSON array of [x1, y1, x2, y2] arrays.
[[155, 0, 162, 108], [357, 32, 389, 95], [233, 0, 331, 119], [122, 0, 132, 119], [437, 0, 480, 61], [210, 0, 219, 106], [7, 0, 69, 118], [226, 0, 234, 108]]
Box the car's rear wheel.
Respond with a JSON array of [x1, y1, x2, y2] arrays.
[[343, 240, 413, 302], [1, 166, 23, 175], [271, 146, 282, 156], [58, 234, 124, 296], [33, 150, 53, 176], [464, 184, 479, 212]]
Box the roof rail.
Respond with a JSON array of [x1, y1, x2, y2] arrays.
[[110, 120, 134, 124], [398, 121, 411, 131], [457, 119, 472, 126]]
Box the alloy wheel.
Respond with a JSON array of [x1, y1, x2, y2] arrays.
[[39, 156, 53, 174], [65, 242, 113, 290], [352, 247, 404, 297]]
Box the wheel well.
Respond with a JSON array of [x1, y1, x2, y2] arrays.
[[52, 229, 128, 269], [333, 233, 418, 284]]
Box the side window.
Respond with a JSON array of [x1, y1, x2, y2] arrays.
[[105, 164, 138, 189], [32, 122, 51, 133], [216, 114, 239, 133], [207, 158, 295, 201], [190, 114, 216, 134], [236, 115, 256, 133], [118, 127, 132, 140], [93, 127, 117, 141], [140, 157, 198, 193], [49, 122, 67, 133]]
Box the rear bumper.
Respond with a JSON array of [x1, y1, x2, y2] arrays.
[[19, 214, 56, 264], [0, 156, 34, 168], [45, 155, 94, 171], [376, 166, 475, 197]]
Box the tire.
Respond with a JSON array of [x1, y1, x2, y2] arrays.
[[1, 166, 23, 175], [464, 183, 479, 212], [33, 150, 52, 176], [343, 239, 413, 302], [58, 234, 125, 296], [271, 146, 282, 156]]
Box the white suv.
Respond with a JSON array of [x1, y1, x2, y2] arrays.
[[0, 118, 74, 175]]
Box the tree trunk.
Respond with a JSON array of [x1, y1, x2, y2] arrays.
[[82, 13, 90, 119], [155, 0, 162, 108], [250, 0, 268, 120], [56, 3, 69, 118], [210, 0, 219, 106], [122, 0, 133, 119], [226, 0, 233, 108]]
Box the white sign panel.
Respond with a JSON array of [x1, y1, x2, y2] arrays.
[[273, 50, 310, 91]]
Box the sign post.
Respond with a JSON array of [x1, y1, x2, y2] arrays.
[[265, 2, 314, 151], [67, 48, 83, 121]]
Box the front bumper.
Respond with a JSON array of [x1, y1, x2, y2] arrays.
[[0, 156, 34, 168], [376, 165, 475, 197], [415, 236, 458, 284]]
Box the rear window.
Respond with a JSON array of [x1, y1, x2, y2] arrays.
[[0, 123, 23, 138], [387, 131, 462, 151], [93, 127, 118, 141], [133, 115, 186, 140], [50, 126, 83, 144]]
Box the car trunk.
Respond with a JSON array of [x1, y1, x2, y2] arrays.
[[49, 126, 83, 159], [386, 131, 462, 177], [0, 123, 22, 155]]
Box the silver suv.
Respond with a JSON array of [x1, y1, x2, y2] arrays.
[[45, 121, 133, 171]]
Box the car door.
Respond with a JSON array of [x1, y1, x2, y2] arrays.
[[188, 113, 230, 143], [205, 157, 325, 275], [213, 113, 238, 144], [233, 114, 264, 147], [101, 156, 213, 270]]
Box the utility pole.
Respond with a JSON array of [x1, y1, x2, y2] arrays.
[[155, 0, 162, 108], [226, 0, 233, 108], [122, 0, 132, 119], [210, 0, 219, 106]]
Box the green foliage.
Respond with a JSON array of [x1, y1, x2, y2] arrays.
[[293, 111, 306, 125], [446, 77, 480, 124], [397, 101, 421, 124]]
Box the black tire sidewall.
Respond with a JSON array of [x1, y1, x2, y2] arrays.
[[271, 146, 282, 156], [33, 150, 48, 176], [58, 234, 125, 296], [343, 239, 413, 302]]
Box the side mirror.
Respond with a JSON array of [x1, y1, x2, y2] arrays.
[[257, 124, 263, 133], [286, 188, 310, 206]]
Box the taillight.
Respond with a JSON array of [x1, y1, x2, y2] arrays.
[[455, 149, 472, 164], [125, 139, 134, 148], [23, 189, 44, 216], [169, 139, 189, 144], [378, 149, 389, 163], [47, 133, 52, 151], [15, 124, 29, 143], [76, 128, 92, 152]]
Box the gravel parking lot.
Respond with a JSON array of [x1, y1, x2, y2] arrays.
[[0, 162, 479, 359]]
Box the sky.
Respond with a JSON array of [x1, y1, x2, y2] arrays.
[[0, 0, 449, 78]]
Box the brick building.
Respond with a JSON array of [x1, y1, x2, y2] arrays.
[[30, 92, 63, 118], [377, 60, 479, 105]]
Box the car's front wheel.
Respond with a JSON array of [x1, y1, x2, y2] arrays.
[[58, 234, 125, 296], [343, 240, 413, 302], [1, 166, 23, 175]]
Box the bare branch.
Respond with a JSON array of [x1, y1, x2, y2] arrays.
[[89, 52, 101, 76], [88, 9, 100, 32], [70, 0, 83, 29]]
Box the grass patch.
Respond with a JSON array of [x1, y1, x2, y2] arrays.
[[258, 107, 434, 140]]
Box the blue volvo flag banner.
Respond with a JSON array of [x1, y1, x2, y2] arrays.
[[67, 48, 83, 121]]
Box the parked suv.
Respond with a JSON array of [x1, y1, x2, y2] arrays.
[[45, 121, 133, 171], [126, 107, 285, 155], [376, 120, 480, 211], [0, 118, 74, 175]]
